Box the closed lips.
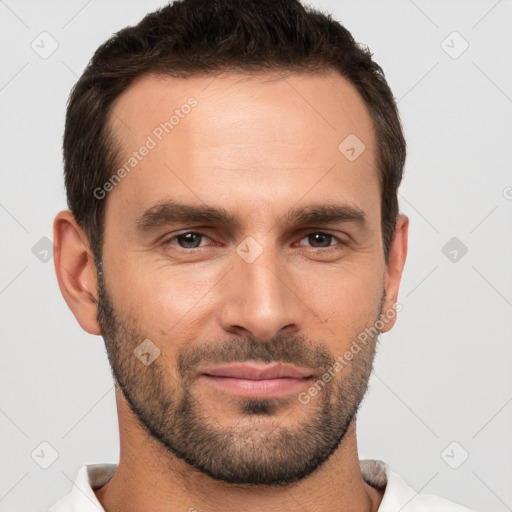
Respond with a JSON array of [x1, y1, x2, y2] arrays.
[[200, 363, 314, 380]]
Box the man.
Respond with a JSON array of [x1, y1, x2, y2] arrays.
[[49, 0, 475, 510]]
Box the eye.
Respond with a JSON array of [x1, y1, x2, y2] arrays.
[[164, 231, 210, 250], [161, 230, 346, 253], [297, 232, 345, 249]]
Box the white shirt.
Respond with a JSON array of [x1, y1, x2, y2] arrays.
[[48, 459, 476, 511]]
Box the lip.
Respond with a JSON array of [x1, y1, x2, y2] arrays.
[[200, 362, 314, 380], [199, 363, 314, 398]]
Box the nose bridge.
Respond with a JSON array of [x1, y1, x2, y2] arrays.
[[244, 239, 286, 308], [219, 235, 301, 341]]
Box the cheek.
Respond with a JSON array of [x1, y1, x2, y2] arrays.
[[297, 264, 384, 341], [120, 263, 217, 336]]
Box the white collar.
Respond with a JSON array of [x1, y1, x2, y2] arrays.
[[49, 459, 474, 511]]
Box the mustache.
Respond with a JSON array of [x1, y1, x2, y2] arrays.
[[176, 334, 334, 379]]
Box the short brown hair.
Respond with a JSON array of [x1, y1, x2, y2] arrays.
[[63, 0, 406, 264]]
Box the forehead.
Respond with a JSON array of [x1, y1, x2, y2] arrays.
[[110, 69, 375, 147], [105, 70, 379, 227]]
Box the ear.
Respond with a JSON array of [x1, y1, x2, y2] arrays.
[[53, 210, 101, 335], [380, 214, 409, 333]]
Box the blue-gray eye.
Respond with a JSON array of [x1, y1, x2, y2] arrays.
[[175, 232, 205, 249], [300, 233, 335, 248]]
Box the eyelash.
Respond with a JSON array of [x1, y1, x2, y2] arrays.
[[161, 230, 347, 252]]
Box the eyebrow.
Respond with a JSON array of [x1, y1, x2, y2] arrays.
[[135, 199, 367, 233]]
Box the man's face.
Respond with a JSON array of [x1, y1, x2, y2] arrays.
[[97, 70, 392, 485]]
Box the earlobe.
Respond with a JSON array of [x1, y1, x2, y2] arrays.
[[53, 210, 102, 336], [380, 214, 409, 333]]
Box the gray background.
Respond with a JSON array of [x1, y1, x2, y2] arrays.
[[0, 0, 511, 510]]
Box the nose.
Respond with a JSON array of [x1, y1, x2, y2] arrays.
[[217, 240, 302, 342]]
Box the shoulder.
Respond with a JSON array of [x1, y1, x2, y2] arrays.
[[47, 463, 116, 512], [360, 459, 478, 512]]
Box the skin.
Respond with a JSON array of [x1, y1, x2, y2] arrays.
[[54, 70, 408, 512]]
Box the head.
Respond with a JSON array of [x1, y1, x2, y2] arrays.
[[54, 0, 408, 487]]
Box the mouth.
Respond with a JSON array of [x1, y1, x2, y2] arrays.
[[198, 362, 314, 398]]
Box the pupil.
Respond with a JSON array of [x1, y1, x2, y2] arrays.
[[310, 233, 331, 247], [179, 233, 200, 248]]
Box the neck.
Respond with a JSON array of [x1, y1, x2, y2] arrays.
[[94, 389, 383, 512]]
